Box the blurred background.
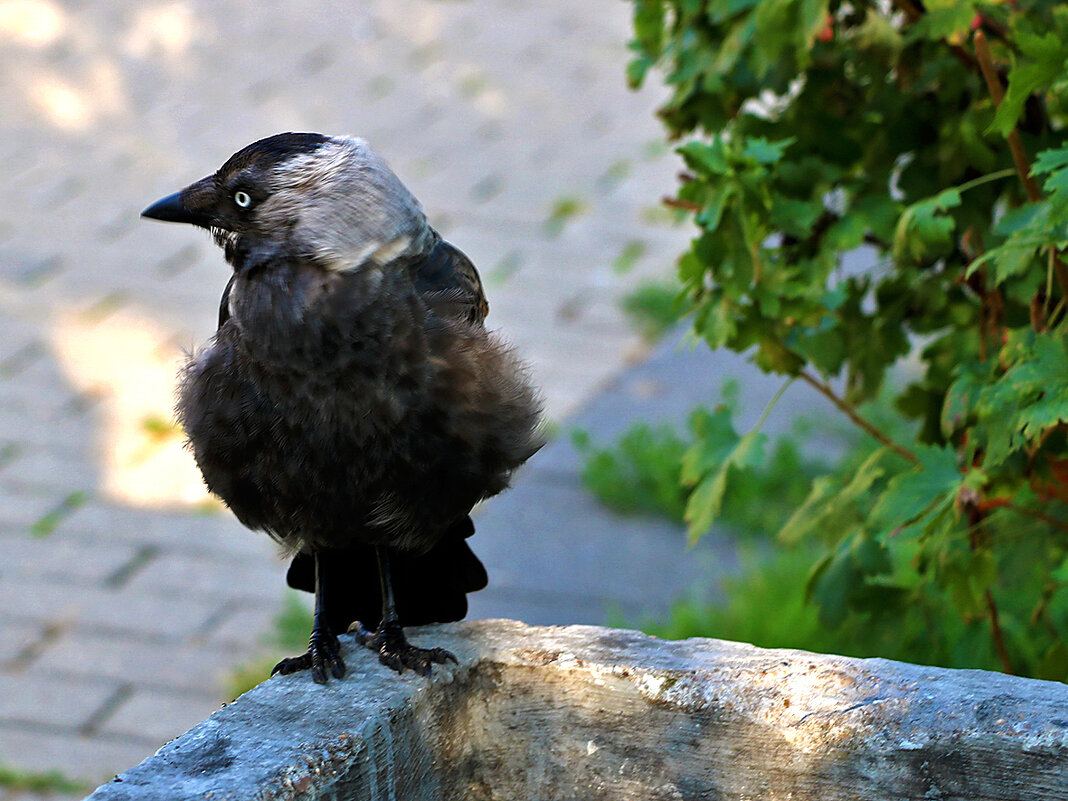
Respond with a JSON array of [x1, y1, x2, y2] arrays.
[[0, 0, 717, 793]]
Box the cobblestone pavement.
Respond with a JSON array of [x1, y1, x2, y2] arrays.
[[0, 0, 694, 792]]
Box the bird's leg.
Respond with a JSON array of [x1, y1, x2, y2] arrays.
[[349, 547, 457, 676], [272, 552, 346, 684]]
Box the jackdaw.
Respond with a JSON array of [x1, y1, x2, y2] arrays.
[[142, 133, 542, 681]]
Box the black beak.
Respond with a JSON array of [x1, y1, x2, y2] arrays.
[[141, 191, 213, 228]]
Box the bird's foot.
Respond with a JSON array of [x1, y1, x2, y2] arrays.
[[271, 625, 346, 684], [348, 620, 457, 676]]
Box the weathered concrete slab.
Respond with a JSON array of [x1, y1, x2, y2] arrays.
[[86, 620, 1068, 801]]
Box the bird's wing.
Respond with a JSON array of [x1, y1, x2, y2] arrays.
[[217, 240, 487, 328], [413, 239, 489, 325], [217, 274, 235, 329]]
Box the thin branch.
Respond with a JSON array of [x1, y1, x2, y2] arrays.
[[662, 196, 701, 213], [973, 30, 1041, 203], [863, 233, 892, 250], [965, 503, 1015, 675], [755, 377, 794, 431], [797, 371, 919, 464], [1029, 582, 1058, 635], [1004, 501, 1068, 535], [985, 589, 1015, 674], [1052, 243, 1068, 303]]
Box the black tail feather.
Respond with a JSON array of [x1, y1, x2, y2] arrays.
[[286, 516, 487, 633]]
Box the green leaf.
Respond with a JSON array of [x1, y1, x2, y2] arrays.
[[769, 195, 822, 236], [700, 297, 739, 348], [808, 544, 855, 628], [941, 363, 986, 437], [681, 406, 740, 485], [678, 140, 730, 176], [908, 2, 977, 42], [893, 189, 961, 262], [979, 335, 1068, 465], [627, 55, 656, 89], [1037, 640, 1068, 682], [685, 469, 731, 544], [808, 533, 891, 628], [946, 548, 997, 619], [990, 32, 1068, 138], [826, 195, 901, 250], [789, 317, 846, 376], [742, 137, 796, 165], [994, 203, 1046, 236], [682, 396, 777, 544], [696, 185, 735, 231], [1017, 387, 1068, 440], [1033, 145, 1068, 178], [871, 445, 960, 530], [853, 195, 902, 245], [684, 426, 770, 544], [633, 0, 666, 55], [850, 7, 903, 57], [754, 336, 805, 374], [780, 448, 887, 544], [991, 243, 1039, 284]]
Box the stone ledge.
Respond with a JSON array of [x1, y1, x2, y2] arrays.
[[86, 619, 1068, 800]]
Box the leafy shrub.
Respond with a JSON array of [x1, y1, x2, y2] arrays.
[[644, 544, 1016, 673], [621, 280, 685, 340], [0, 765, 91, 795], [574, 424, 689, 521], [627, 0, 1068, 678], [574, 387, 827, 538]]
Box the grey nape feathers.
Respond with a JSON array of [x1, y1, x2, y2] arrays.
[[143, 133, 542, 681]]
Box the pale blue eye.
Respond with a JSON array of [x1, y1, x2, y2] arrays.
[[234, 191, 252, 208]]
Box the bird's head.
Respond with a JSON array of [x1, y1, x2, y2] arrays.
[[142, 133, 433, 274]]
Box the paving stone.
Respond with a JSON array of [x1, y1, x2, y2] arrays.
[[0, 412, 98, 458], [0, 451, 100, 497], [97, 689, 223, 747], [56, 502, 272, 561], [0, 492, 65, 533], [473, 477, 728, 613], [31, 632, 240, 698], [0, 727, 148, 787], [0, 673, 119, 731], [2, 577, 221, 642], [122, 551, 284, 604], [0, 619, 41, 664], [200, 599, 288, 650], [0, 791, 84, 801], [0, 532, 136, 585]]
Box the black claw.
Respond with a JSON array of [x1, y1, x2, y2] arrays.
[[351, 620, 456, 675], [272, 653, 311, 676], [272, 625, 346, 683]]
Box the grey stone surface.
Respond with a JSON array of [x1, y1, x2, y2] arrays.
[[85, 620, 1068, 801]]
